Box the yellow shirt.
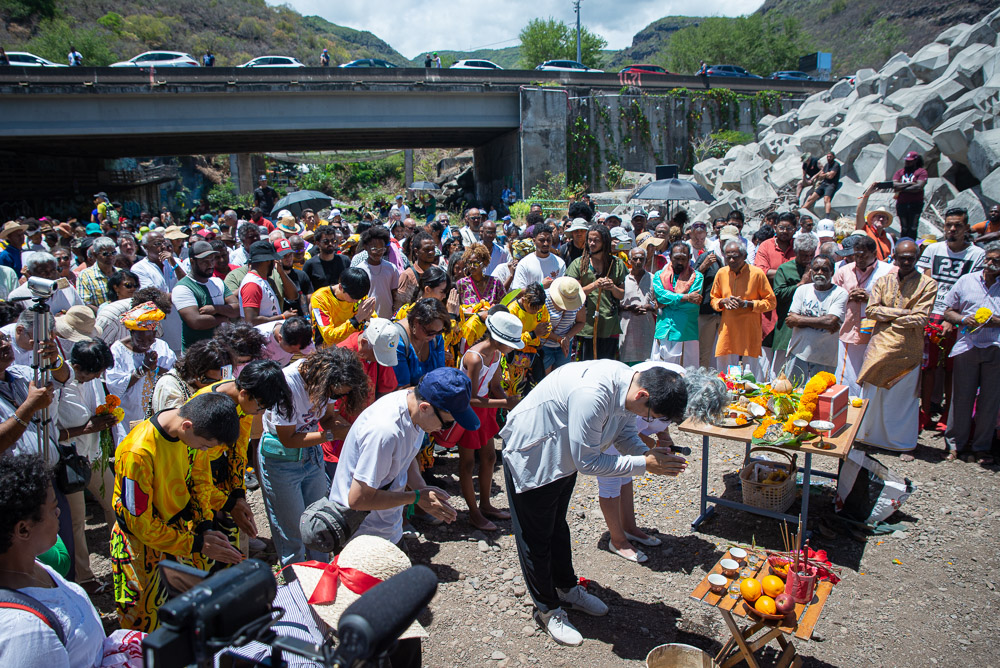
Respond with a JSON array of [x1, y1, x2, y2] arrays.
[[113, 414, 218, 558], [311, 286, 362, 345], [508, 300, 551, 352], [190, 381, 254, 504]]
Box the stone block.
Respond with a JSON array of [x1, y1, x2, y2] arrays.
[[877, 116, 906, 144], [719, 156, 768, 192], [831, 122, 880, 166], [703, 191, 746, 220], [850, 144, 890, 183], [795, 99, 828, 126], [740, 161, 770, 193], [943, 85, 1000, 123], [759, 133, 798, 162], [909, 42, 951, 82], [933, 109, 987, 166], [796, 124, 842, 157], [984, 7, 1000, 33], [828, 79, 853, 99], [843, 102, 894, 129], [949, 189, 986, 227], [939, 44, 997, 89], [877, 61, 917, 99], [771, 110, 799, 135], [936, 24, 971, 47], [887, 127, 937, 167], [924, 178, 960, 211], [882, 52, 911, 70], [930, 152, 954, 180], [979, 169, 1000, 209], [895, 89, 948, 132], [768, 155, 803, 191], [829, 178, 864, 216], [815, 107, 845, 128], [757, 114, 777, 134], [692, 157, 724, 190], [854, 68, 879, 97], [949, 21, 997, 54], [968, 129, 1000, 181]]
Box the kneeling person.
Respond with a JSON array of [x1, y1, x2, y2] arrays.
[[111, 392, 243, 631]]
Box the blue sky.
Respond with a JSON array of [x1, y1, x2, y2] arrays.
[[278, 0, 765, 59]]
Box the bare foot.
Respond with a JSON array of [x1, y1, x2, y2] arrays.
[[481, 506, 511, 521], [470, 512, 498, 531]]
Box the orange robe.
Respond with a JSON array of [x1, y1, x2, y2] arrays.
[[710, 263, 777, 358]]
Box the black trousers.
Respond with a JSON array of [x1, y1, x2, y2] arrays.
[[896, 200, 923, 240], [504, 462, 577, 612], [578, 336, 620, 361]]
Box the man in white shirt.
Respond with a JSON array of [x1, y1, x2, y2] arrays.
[[330, 368, 476, 544], [391, 195, 410, 220], [7, 252, 84, 317], [511, 224, 565, 290], [229, 223, 262, 267], [458, 207, 483, 248], [499, 360, 689, 646], [0, 309, 46, 366], [783, 255, 849, 380], [130, 230, 184, 352]]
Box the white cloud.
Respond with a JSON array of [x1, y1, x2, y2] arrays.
[[277, 0, 765, 60]]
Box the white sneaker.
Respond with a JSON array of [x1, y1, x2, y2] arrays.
[[534, 608, 583, 646], [557, 584, 609, 616]]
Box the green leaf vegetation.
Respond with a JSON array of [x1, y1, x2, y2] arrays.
[[518, 17, 607, 69], [295, 154, 404, 205], [2, 0, 409, 67], [659, 13, 813, 76]]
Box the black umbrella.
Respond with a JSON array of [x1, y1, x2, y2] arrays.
[[270, 190, 334, 217], [409, 181, 440, 190], [629, 178, 715, 203]]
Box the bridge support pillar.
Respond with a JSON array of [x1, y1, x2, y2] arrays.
[[474, 130, 520, 209], [518, 88, 568, 202], [230, 154, 256, 195]]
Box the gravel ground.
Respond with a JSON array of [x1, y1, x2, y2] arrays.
[[82, 425, 999, 667]]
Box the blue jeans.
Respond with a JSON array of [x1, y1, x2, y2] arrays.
[[258, 443, 330, 572], [540, 345, 570, 372]]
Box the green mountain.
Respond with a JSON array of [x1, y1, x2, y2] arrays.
[[0, 0, 408, 67], [605, 16, 702, 69], [407, 46, 522, 69]]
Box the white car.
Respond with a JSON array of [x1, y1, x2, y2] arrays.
[[450, 59, 503, 70], [535, 59, 602, 73], [110, 51, 200, 68], [239, 56, 305, 68], [5, 52, 67, 67]]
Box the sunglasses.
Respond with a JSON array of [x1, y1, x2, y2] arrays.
[[330, 390, 349, 401], [98, 250, 116, 257], [432, 405, 454, 431], [121, 282, 137, 289]]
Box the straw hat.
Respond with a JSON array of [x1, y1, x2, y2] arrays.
[[291, 535, 428, 639], [0, 221, 28, 240], [548, 276, 585, 311], [865, 208, 894, 226], [55, 305, 99, 342], [277, 215, 304, 235]]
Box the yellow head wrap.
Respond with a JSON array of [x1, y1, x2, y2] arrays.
[[121, 301, 165, 331]]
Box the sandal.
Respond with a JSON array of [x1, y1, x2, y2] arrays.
[[943, 451, 957, 461], [977, 455, 995, 466]]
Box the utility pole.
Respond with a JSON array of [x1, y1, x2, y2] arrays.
[[574, 0, 582, 64]]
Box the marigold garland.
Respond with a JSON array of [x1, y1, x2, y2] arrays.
[[782, 372, 837, 434]]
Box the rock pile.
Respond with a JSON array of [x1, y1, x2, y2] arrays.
[[690, 7, 1000, 236]]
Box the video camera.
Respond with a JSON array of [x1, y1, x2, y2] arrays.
[[143, 559, 437, 668]]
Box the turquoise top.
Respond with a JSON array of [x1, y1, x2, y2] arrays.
[[652, 269, 703, 342]]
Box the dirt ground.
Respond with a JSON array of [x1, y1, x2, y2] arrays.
[[83, 425, 1000, 667]]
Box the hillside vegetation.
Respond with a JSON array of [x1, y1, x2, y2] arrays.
[[0, 0, 408, 66]]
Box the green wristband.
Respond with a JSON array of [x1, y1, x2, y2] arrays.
[[413, 489, 421, 506]]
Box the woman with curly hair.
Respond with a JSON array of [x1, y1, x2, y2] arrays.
[[213, 319, 266, 373], [456, 243, 505, 311], [150, 338, 233, 414], [257, 347, 368, 570]]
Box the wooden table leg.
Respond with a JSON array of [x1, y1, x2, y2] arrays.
[[718, 609, 761, 668], [775, 632, 798, 668]]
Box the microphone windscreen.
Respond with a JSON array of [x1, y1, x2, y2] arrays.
[[337, 565, 437, 657]]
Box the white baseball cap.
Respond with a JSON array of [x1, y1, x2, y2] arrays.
[[816, 219, 836, 239], [361, 318, 402, 366], [331, 209, 342, 217]]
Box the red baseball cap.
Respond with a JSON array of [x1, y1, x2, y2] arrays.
[[272, 237, 292, 257], [904, 151, 920, 161]]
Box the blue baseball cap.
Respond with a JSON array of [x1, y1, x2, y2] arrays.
[[417, 368, 479, 431]]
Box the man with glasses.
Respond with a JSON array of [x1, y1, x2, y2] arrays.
[[7, 251, 84, 317], [329, 367, 476, 547], [51, 246, 76, 288], [480, 218, 511, 275], [459, 207, 483, 247], [303, 225, 350, 289], [77, 236, 120, 311]]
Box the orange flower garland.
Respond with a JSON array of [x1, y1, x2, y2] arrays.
[[782, 371, 837, 434]]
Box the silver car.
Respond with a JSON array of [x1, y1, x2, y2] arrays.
[[450, 59, 503, 70], [110, 51, 200, 68], [535, 59, 602, 73], [239, 56, 306, 68], [5, 52, 67, 67]]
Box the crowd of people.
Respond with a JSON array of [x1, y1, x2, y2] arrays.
[[0, 181, 997, 661]]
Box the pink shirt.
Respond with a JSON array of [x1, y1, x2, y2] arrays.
[[832, 260, 896, 344], [753, 237, 795, 337]]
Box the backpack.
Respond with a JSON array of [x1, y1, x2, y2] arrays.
[[0, 587, 66, 646], [106, 206, 119, 227]]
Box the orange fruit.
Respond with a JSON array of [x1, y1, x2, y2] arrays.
[[755, 595, 777, 615], [740, 577, 762, 602], [762, 575, 785, 598]]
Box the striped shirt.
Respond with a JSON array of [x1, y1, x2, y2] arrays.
[[541, 291, 581, 348], [945, 270, 1000, 356]]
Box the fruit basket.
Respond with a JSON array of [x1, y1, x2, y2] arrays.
[[739, 447, 797, 513], [741, 600, 788, 621]]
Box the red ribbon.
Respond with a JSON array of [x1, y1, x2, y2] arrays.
[[291, 557, 383, 605]]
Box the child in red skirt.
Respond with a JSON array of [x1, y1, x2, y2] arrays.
[[436, 309, 524, 531]]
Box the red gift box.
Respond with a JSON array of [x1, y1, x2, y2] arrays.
[[816, 385, 848, 420], [814, 404, 848, 437]]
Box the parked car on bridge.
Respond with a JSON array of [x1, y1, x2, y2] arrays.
[[535, 59, 602, 73], [110, 51, 199, 68], [769, 70, 814, 81], [339, 58, 399, 68], [703, 64, 762, 78], [619, 64, 673, 76], [450, 59, 503, 70], [5, 51, 67, 67], [239, 56, 305, 68]]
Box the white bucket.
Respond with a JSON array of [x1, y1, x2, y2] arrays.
[[645, 643, 719, 668]]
